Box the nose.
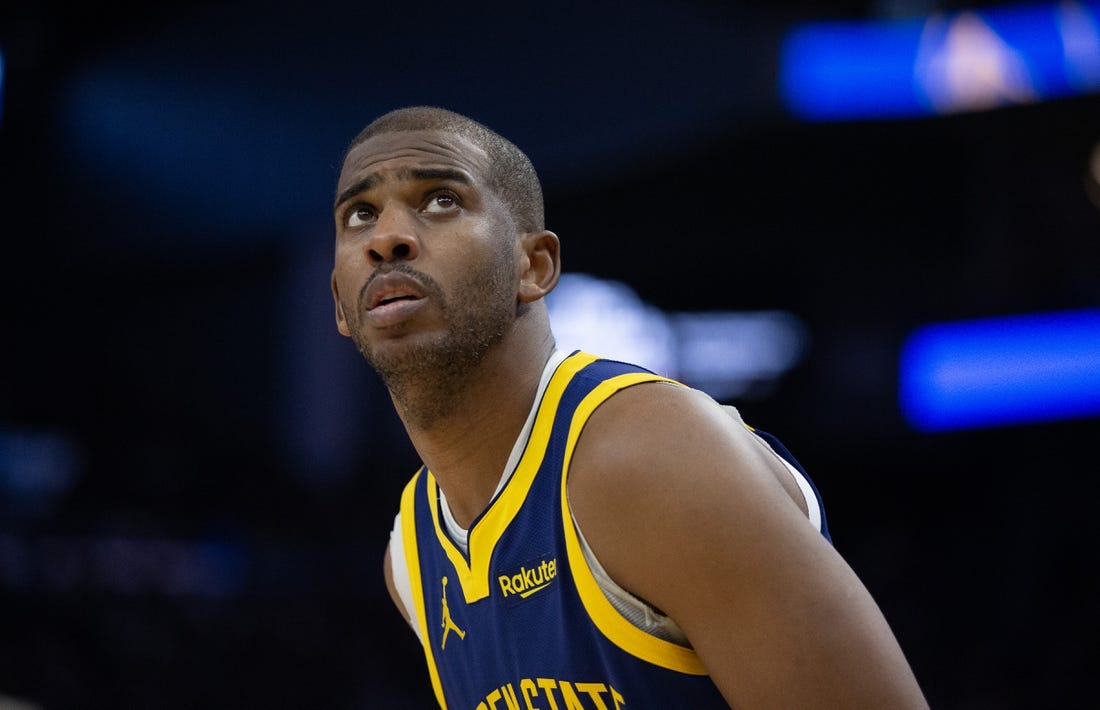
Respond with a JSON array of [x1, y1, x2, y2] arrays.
[[365, 204, 420, 265]]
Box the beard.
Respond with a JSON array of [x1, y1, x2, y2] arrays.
[[345, 253, 517, 428]]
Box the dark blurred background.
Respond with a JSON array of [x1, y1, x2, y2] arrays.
[[2, 1, 1098, 708]]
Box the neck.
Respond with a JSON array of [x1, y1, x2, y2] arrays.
[[390, 318, 556, 528]]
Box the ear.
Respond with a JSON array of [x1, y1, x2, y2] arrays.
[[517, 230, 561, 303], [331, 271, 351, 336]]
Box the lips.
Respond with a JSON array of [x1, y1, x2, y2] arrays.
[[364, 272, 426, 311], [358, 271, 430, 328]]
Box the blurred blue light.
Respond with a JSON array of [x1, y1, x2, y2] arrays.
[[546, 273, 807, 400], [545, 273, 676, 377], [781, 18, 929, 120], [900, 309, 1100, 432], [781, 1, 1100, 120], [0, 429, 82, 519]]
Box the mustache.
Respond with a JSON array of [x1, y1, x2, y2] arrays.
[[356, 263, 443, 313]]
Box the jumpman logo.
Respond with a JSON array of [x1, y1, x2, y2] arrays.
[[440, 576, 466, 650]]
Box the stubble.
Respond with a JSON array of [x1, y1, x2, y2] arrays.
[[347, 253, 517, 429]]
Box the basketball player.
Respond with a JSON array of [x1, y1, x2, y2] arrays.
[[330, 106, 928, 708]]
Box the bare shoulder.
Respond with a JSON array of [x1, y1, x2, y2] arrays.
[[567, 381, 814, 605], [568, 381, 928, 708], [567, 381, 805, 542]]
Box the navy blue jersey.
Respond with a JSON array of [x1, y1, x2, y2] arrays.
[[397, 351, 827, 709]]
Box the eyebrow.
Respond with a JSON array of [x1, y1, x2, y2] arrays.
[[333, 167, 473, 210]]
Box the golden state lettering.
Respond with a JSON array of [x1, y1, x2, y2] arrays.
[[497, 557, 557, 599], [475, 677, 627, 710]]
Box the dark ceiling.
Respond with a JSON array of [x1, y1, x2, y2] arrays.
[[3, 0, 1019, 250]]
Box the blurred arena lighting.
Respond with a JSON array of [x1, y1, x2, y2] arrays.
[[0, 430, 82, 519], [0, 693, 41, 710], [899, 308, 1100, 432], [780, 1, 1100, 120], [546, 273, 809, 400], [0, 532, 248, 597], [672, 311, 809, 400]]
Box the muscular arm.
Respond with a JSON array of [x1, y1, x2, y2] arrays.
[[568, 383, 928, 709]]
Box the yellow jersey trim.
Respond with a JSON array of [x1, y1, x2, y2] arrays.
[[399, 471, 448, 709], [427, 351, 601, 604], [560, 373, 711, 676]]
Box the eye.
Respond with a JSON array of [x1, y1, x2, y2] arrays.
[[345, 205, 375, 228], [423, 192, 459, 214]]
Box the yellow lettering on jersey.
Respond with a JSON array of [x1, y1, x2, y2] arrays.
[[499, 683, 521, 710], [520, 678, 540, 710], [574, 682, 611, 710], [536, 678, 562, 710], [558, 682, 587, 710], [483, 677, 627, 710], [498, 557, 558, 598]]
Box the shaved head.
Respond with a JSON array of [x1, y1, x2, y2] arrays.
[[344, 106, 545, 232]]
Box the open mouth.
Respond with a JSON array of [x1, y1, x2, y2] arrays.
[[362, 271, 428, 314], [375, 294, 419, 307], [370, 293, 422, 311]]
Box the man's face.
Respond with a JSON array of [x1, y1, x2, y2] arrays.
[[331, 129, 520, 385]]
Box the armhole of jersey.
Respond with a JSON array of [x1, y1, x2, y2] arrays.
[[560, 374, 710, 676], [388, 511, 420, 642], [729, 403, 824, 535], [775, 453, 823, 533], [398, 471, 449, 710], [570, 505, 690, 646]]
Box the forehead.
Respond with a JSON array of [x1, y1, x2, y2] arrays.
[[337, 129, 491, 195]]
